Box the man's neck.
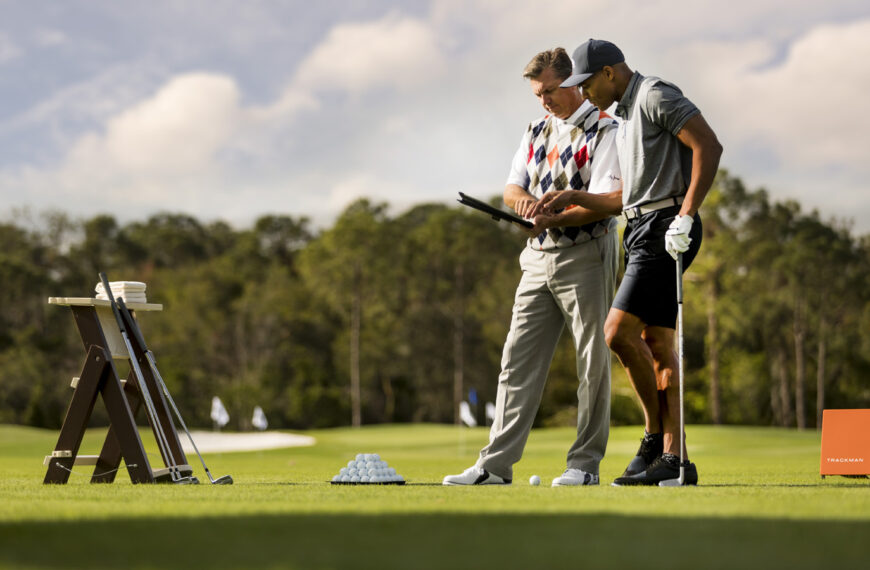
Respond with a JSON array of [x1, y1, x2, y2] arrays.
[[557, 98, 589, 121], [613, 67, 634, 102]]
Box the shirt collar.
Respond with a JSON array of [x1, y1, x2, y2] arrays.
[[616, 71, 643, 119], [559, 99, 594, 127]]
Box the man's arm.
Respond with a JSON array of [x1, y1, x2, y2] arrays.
[[506, 184, 617, 237], [504, 184, 539, 218], [675, 114, 722, 216], [531, 189, 622, 217]]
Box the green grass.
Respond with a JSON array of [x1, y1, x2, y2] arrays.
[[1, 423, 868, 569]]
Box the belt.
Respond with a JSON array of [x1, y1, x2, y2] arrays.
[[623, 196, 684, 220]]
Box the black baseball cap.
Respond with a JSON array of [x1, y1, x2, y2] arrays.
[[560, 39, 625, 87]]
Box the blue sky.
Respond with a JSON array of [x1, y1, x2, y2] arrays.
[[1, 0, 869, 234]]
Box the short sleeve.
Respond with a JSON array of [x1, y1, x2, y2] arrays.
[[644, 80, 700, 136], [506, 127, 532, 189]]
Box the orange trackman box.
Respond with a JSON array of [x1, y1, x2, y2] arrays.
[[820, 409, 870, 477]]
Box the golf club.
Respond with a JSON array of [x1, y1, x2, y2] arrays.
[[116, 298, 233, 485], [659, 253, 686, 487], [99, 273, 196, 485]]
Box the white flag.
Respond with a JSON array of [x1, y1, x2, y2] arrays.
[[252, 406, 268, 431], [459, 401, 477, 427], [485, 402, 496, 422], [210, 396, 229, 428]]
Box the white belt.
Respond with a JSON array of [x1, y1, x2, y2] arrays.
[[623, 196, 684, 220]]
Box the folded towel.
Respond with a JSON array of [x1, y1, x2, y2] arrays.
[[95, 281, 146, 294], [95, 281, 148, 303]]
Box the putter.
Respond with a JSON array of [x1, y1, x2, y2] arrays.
[[99, 273, 196, 485], [659, 253, 686, 487], [116, 298, 233, 485]]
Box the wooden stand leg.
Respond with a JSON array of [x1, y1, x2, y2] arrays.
[[44, 346, 106, 484], [99, 361, 153, 484], [91, 375, 141, 483], [44, 346, 153, 484]]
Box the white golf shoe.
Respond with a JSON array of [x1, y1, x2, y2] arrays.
[[442, 466, 511, 486], [551, 468, 599, 486]]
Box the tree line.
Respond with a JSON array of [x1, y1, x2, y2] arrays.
[[0, 170, 867, 431]]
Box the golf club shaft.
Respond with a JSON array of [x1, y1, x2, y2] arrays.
[[146, 352, 215, 481], [116, 298, 228, 484], [676, 253, 685, 485], [99, 274, 183, 482], [146, 355, 232, 483]]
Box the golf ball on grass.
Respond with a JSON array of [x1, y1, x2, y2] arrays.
[[529, 475, 541, 486]]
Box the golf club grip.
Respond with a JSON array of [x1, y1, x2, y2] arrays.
[[98, 272, 128, 335]]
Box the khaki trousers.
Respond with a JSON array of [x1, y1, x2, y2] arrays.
[[477, 231, 618, 479]]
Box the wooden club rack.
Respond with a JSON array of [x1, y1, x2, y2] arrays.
[[43, 297, 193, 484]]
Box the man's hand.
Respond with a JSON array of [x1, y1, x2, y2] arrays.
[[523, 214, 555, 238], [513, 198, 538, 219], [665, 215, 693, 260], [529, 190, 576, 217]]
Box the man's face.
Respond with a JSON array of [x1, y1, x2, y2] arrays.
[[530, 67, 581, 120], [580, 69, 616, 111]]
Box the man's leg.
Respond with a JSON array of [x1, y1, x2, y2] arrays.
[[642, 326, 686, 458], [605, 309, 661, 433], [475, 248, 564, 480], [555, 233, 618, 477], [604, 308, 665, 478]]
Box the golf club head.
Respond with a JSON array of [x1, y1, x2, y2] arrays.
[[658, 477, 685, 487], [174, 476, 200, 485], [211, 475, 233, 485]]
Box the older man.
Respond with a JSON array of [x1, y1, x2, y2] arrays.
[[443, 47, 621, 486], [535, 39, 722, 485]]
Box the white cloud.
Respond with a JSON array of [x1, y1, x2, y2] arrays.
[[67, 73, 241, 175], [745, 19, 870, 166], [293, 12, 447, 93]]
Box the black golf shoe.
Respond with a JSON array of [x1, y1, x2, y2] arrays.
[[619, 431, 663, 478], [611, 453, 698, 486]]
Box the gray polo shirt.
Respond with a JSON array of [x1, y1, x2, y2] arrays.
[[615, 72, 700, 210]]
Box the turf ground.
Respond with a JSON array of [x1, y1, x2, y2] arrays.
[[1, 423, 868, 569]]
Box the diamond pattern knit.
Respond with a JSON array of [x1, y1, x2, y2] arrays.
[[522, 106, 618, 250]]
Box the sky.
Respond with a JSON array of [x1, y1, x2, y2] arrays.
[[1, 0, 869, 235]]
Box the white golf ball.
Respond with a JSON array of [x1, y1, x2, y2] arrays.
[[356, 454, 365, 462], [351, 476, 360, 483], [360, 475, 370, 483], [529, 475, 541, 486]]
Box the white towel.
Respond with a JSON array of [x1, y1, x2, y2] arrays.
[[95, 281, 148, 303]]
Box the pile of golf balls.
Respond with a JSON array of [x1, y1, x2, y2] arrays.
[[331, 453, 405, 484]]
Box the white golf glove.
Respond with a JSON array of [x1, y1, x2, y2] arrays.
[[665, 215, 693, 260]]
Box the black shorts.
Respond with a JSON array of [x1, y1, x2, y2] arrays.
[[612, 205, 702, 329]]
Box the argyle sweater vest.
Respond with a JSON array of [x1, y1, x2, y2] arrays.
[[521, 108, 618, 251]]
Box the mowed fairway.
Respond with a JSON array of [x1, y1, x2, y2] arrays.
[[1, 424, 868, 569]]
